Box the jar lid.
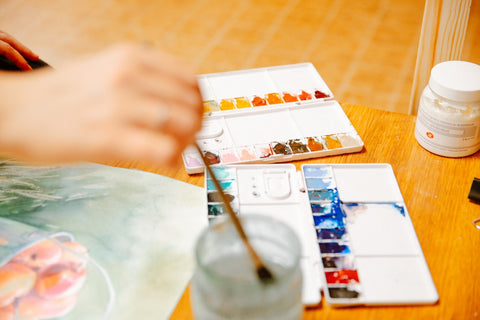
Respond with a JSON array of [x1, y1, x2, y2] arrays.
[[429, 61, 480, 102]]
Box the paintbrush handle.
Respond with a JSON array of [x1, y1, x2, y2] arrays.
[[194, 143, 272, 279]]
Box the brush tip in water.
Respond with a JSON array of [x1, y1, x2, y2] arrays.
[[257, 266, 275, 284]]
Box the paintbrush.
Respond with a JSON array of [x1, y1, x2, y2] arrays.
[[194, 143, 275, 283]]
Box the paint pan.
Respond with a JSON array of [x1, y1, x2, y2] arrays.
[[203, 163, 439, 308], [182, 63, 363, 174]]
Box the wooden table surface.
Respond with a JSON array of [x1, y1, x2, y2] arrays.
[[115, 103, 480, 319]]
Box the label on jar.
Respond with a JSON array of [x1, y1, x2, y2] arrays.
[[415, 103, 480, 157]]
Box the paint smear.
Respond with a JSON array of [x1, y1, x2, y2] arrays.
[[254, 144, 273, 158], [308, 189, 339, 202], [219, 99, 236, 110], [271, 142, 293, 155], [282, 92, 299, 102], [237, 147, 257, 161], [314, 90, 329, 99], [206, 179, 235, 191], [251, 96, 267, 107], [325, 270, 359, 284], [185, 154, 202, 167], [325, 135, 343, 149], [328, 287, 360, 299], [203, 100, 220, 113], [338, 133, 361, 147], [298, 90, 312, 101], [305, 177, 335, 190], [316, 228, 348, 241], [288, 139, 310, 154], [319, 242, 351, 254], [313, 213, 345, 229], [322, 255, 355, 269], [307, 137, 324, 151], [303, 165, 333, 178], [207, 192, 235, 203], [220, 149, 239, 163], [204, 151, 220, 165], [265, 93, 283, 104], [235, 97, 252, 109]]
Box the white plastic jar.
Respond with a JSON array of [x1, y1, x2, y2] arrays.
[[414, 60, 480, 157]]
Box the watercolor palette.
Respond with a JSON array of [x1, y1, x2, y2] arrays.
[[204, 164, 438, 307], [183, 63, 363, 174]]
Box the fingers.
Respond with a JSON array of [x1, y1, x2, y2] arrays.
[[0, 31, 39, 61], [96, 127, 183, 166], [127, 99, 202, 148], [0, 31, 39, 71], [104, 44, 203, 147]]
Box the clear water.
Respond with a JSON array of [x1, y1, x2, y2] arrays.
[[191, 253, 303, 320]]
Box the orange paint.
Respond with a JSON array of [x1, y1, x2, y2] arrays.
[[235, 97, 251, 109], [298, 90, 312, 101], [251, 96, 267, 107], [325, 135, 343, 149], [219, 99, 236, 110], [0, 263, 36, 308], [265, 93, 283, 104], [282, 93, 298, 102], [307, 137, 324, 151]]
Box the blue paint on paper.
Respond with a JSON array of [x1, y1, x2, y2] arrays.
[[394, 203, 406, 217]]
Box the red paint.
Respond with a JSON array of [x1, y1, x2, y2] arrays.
[[314, 90, 329, 99], [298, 90, 312, 101], [325, 270, 359, 284]]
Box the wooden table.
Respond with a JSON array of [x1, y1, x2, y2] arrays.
[[116, 104, 480, 319]]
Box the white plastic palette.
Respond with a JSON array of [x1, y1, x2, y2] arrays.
[[182, 63, 364, 174], [204, 163, 438, 307]]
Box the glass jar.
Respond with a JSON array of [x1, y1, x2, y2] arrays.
[[415, 60, 480, 157], [190, 215, 303, 320]]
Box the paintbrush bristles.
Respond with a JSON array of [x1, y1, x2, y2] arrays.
[[194, 143, 275, 284]]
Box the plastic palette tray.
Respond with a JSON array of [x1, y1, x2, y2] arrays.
[[204, 163, 439, 307], [182, 63, 364, 174]]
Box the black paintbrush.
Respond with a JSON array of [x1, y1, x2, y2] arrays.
[[194, 143, 274, 283]]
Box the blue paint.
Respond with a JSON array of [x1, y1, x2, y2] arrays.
[[206, 179, 235, 191], [319, 242, 351, 254], [394, 203, 406, 217], [316, 228, 348, 240], [311, 203, 332, 215], [208, 204, 225, 216], [311, 202, 343, 216], [210, 166, 236, 180], [342, 202, 406, 217], [308, 189, 339, 202], [313, 213, 345, 229], [305, 178, 335, 190], [303, 165, 333, 178]]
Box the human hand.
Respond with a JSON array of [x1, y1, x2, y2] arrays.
[[0, 31, 39, 71], [0, 43, 203, 166]]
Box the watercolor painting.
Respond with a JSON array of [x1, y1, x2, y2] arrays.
[[0, 161, 207, 320]]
